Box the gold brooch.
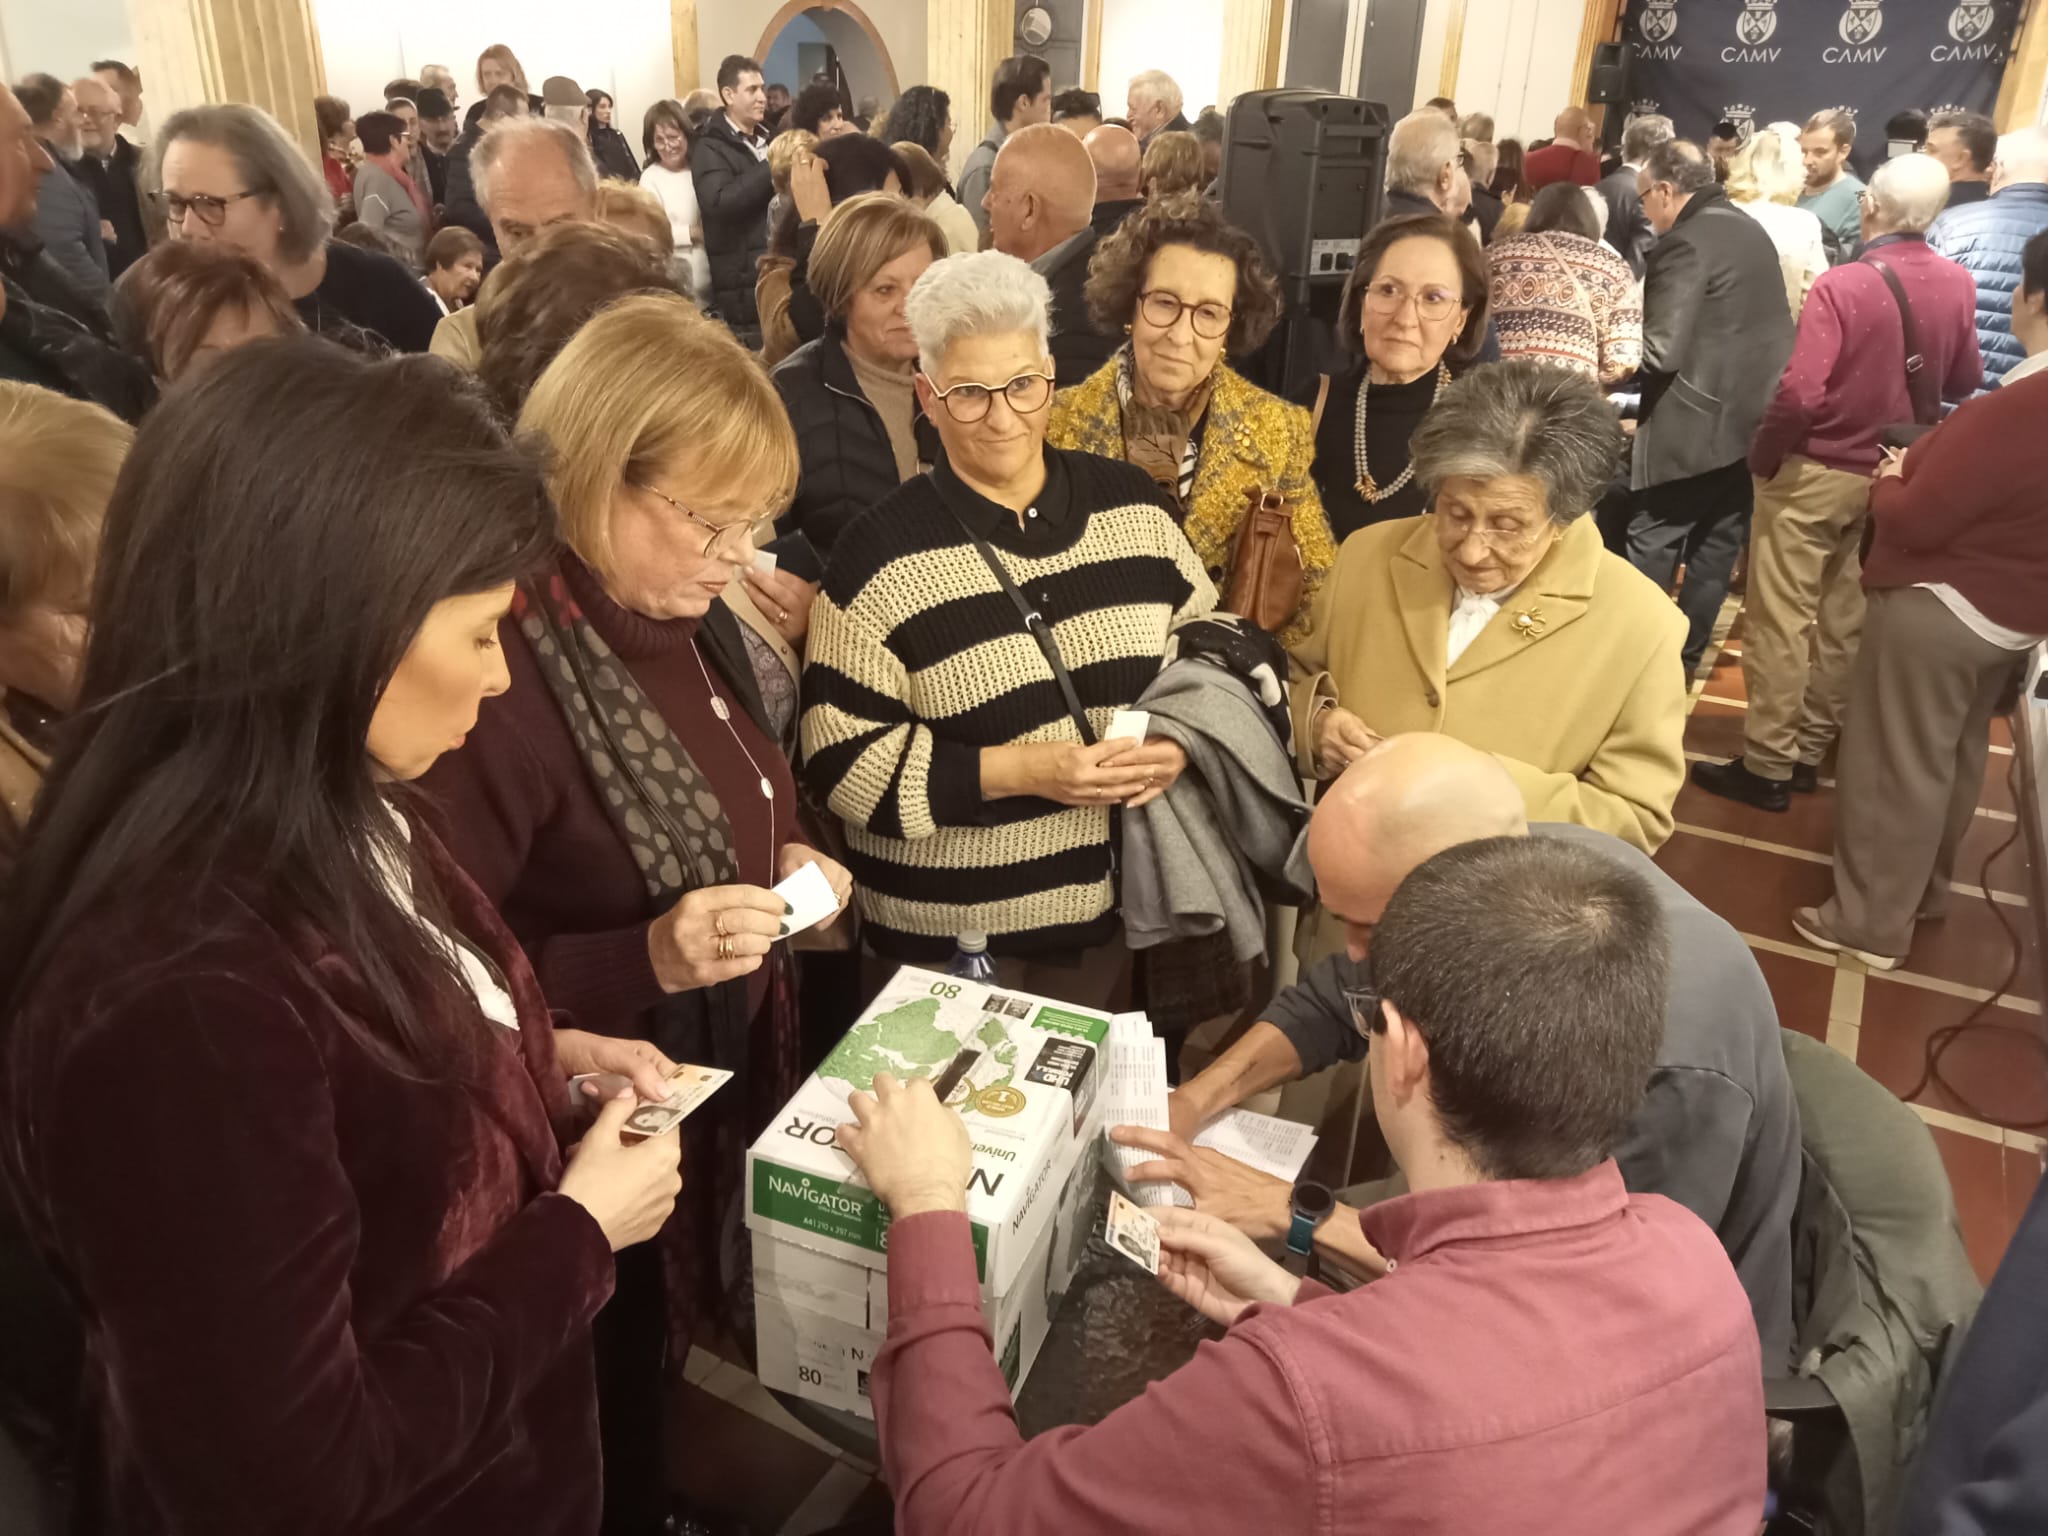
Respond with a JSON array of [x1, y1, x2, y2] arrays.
[[1511, 607, 1547, 640]]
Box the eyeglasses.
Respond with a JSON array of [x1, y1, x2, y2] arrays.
[[1433, 506, 1552, 552], [633, 482, 773, 560], [78, 107, 121, 124], [1138, 289, 1233, 340], [924, 370, 1055, 424], [1341, 985, 1379, 1042], [151, 188, 267, 227], [1362, 277, 1463, 323]]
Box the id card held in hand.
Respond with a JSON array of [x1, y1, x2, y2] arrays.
[[1105, 1190, 1161, 1275], [623, 1063, 733, 1138]]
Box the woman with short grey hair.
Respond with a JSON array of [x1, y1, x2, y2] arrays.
[[155, 103, 442, 351], [1291, 358, 1687, 855], [802, 251, 1214, 1006]]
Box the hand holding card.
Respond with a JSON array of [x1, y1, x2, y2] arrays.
[[773, 859, 842, 940], [621, 1063, 734, 1139], [1105, 1190, 1162, 1275]]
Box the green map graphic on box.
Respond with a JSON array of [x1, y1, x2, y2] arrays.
[[818, 995, 1021, 1103]]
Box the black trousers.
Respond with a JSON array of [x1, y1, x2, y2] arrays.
[[1626, 459, 1754, 672], [594, 1241, 668, 1536]]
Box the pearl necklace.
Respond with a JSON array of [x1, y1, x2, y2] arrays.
[[1354, 362, 1451, 502]]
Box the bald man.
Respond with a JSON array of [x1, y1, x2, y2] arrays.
[[1526, 105, 1603, 189], [1084, 122, 1144, 237], [986, 122, 1120, 386], [1119, 733, 1800, 1372]]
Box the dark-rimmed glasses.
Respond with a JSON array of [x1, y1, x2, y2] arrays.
[[150, 188, 267, 227], [1361, 277, 1462, 323], [1341, 985, 1380, 1042], [632, 482, 772, 560], [923, 370, 1055, 424], [1138, 289, 1233, 339]]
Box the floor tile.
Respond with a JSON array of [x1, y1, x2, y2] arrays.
[[1751, 943, 1835, 1042], [1904, 894, 2039, 1001], [1683, 700, 1749, 763], [1976, 746, 2019, 815], [1857, 977, 2048, 1128], [1925, 1123, 2011, 1284], [1955, 813, 2030, 894], [1654, 830, 1836, 942], [1672, 777, 1837, 856], [665, 1378, 837, 1532]]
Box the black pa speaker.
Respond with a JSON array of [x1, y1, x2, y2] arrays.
[[1586, 42, 1629, 106], [1218, 89, 1391, 398]]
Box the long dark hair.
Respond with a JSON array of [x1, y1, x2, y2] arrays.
[[881, 85, 950, 159], [0, 339, 557, 1086]]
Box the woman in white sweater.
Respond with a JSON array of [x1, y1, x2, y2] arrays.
[[638, 100, 712, 307], [1726, 124, 1829, 318]]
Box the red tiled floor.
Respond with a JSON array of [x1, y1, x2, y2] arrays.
[[1904, 896, 2039, 1000], [1956, 813, 2030, 892], [1857, 977, 2048, 1128], [1926, 1124, 2013, 1284], [1751, 944, 1835, 1042], [1654, 830, 1836, 942], [1685, 700, 1749, 762], [1671, 776, 1837, 856], [1976, 746, 2019, 815]]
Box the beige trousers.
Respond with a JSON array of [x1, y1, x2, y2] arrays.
[[1741, 458, 1873, 779]]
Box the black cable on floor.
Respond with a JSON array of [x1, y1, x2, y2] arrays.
[[1898, 734, 2048, 1131]]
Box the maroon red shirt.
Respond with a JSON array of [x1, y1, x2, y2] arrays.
[[1524, 142, 1602, 189], [874, 1162, 1765, 1535]]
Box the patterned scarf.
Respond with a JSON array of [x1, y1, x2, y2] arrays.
[[1116, 347, 1215, 517], [513, 566, 740, 903]]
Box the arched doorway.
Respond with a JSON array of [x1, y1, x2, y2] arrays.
[[755, 0, 901, 116]]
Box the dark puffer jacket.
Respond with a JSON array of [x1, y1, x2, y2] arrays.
[[773, 327, 940, 561], [1930, 183, 2048, 392], [691, 113, 774, 330]]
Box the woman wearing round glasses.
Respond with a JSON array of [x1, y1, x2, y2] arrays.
[[1295, 213, 1493, 542], [1289, 360, 1686, 859], [804, 251, 1213, 1007], [154, 103, 441, 353], [1046, 196, 1332, 643]]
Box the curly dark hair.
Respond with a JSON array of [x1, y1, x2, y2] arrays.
[[475, 221, 681, 420], [881, 85, 951, 160], [1083, 194, 1282, 355]]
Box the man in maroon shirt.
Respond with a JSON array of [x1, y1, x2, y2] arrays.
[[835, 832, 1766, 1535], [1524, 106, 1602, 189], [1693, 153, 1982, 813]]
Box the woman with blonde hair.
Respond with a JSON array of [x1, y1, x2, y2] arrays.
[[469, 43, 538, 126], [422, 293, 850, 1534], [1142, 129, 1205, 200], [774, 193, 946, 560], [0, 385, 130, 877], [1726, 123, 1828, 316]]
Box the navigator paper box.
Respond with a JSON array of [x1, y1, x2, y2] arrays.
[[745, 965, 1108, 1293]]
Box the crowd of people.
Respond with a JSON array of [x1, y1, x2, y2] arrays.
[[1, 31, 2047, 1536]]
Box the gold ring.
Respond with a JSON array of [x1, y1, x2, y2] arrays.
[[776, 606, 790, 624], [717, 934, 734, 961], [714, 913, 729, 938]]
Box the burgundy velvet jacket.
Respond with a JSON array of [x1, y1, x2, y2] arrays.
[[9, 818, 614, 1534]]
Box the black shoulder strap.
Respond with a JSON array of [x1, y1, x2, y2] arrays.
[[943, 513, 1097, 747], [1865, 255, 1940, 426]]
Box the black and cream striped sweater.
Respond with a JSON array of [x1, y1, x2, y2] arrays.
[[801, 449, 1215, 961]]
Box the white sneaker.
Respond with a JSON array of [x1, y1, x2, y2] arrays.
[[1792, 907, 1902, 972]]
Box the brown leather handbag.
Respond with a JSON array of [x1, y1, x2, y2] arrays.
[[1223, 487, 1305, 635]]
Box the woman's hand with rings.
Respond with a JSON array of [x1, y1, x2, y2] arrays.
[[1102, 738, 1185, 810], [743, 564, 818, 647], [647, 884, 790, 993]]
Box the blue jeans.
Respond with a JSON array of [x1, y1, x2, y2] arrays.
[[1626, 460, 1754, 673]]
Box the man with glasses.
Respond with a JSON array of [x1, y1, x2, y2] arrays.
[[985, 123, 1118, 387], [69, 75, 148, 279], [1627, 137, 1794, 678], [803, 249, 1211, 1006], [12, 74, 109, 305], [830, 815, 1766, 1533], [1123, 732, 1799, 1374], [0, 83, 150, 418]]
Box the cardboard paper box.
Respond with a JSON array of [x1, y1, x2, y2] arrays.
[[746, 966, 1109, 1294]]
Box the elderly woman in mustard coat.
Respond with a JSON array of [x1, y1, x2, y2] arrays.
[[1291, 360, 1686, 853], [1048, 195, 1334, 644]]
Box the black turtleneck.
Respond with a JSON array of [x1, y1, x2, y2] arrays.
[[1294, 359, 1445, 540]]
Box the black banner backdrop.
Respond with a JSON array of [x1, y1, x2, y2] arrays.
[[1622, 0, 2023, 175]]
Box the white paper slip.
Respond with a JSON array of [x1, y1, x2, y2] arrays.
[[624, 1063, 733, 1137], [774, 860, 840, 939], [1104, 1190, 1160, 1274], [1101, 1014, 1194, 1208], [1106, 708, 1149, 744], [753, 549, 778, 575], [1194, 1108, 1320, 1184]]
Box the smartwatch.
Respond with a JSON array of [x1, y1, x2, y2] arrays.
[[1283, 1180, 1335, 1278]]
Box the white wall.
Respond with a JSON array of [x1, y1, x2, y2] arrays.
[[699, 0, 924, 107], [1099, 0, 1225, 120], [0, 0, 130, 83], [1444, 0, 1580, 144], [311, 0, 672, 130]]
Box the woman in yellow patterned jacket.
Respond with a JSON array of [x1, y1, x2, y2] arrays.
[[1046, 196, 1334, 643]]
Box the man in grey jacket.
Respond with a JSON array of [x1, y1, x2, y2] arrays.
[[13, 74, 109, 307], [1118, 733, 1800, 1371]]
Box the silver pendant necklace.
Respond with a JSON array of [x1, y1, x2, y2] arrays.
[[691, 639, 776, 879]]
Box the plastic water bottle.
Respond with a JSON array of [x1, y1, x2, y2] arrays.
[[946, 931, 997, 983]]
